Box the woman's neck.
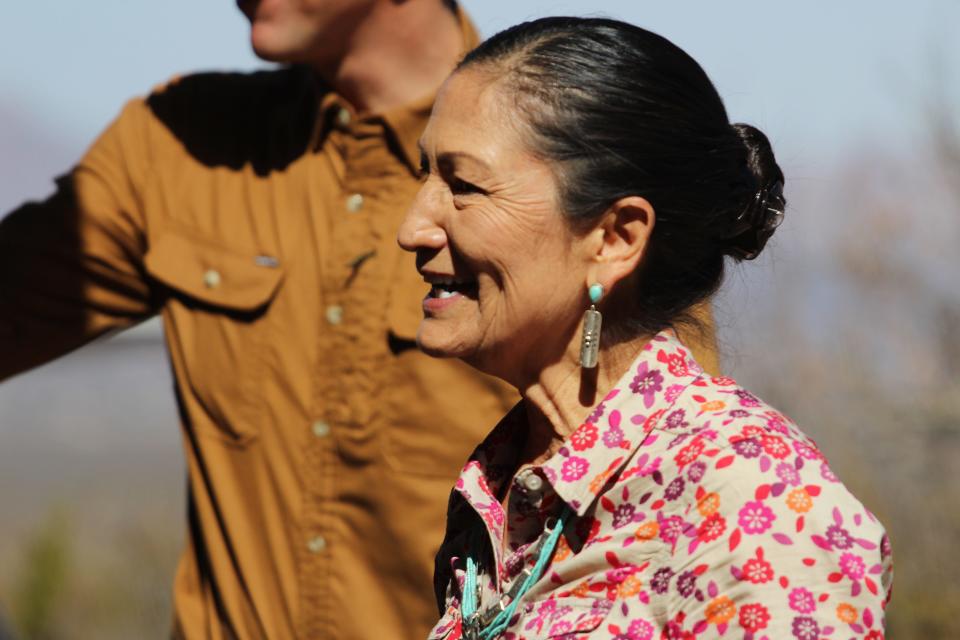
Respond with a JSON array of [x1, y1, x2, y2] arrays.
[[517, 332, 650, 467]]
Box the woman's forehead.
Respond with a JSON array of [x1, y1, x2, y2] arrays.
[[422, 70, 536, 173]]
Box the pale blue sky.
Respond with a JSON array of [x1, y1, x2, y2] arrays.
[[1, 0, 958, 210]]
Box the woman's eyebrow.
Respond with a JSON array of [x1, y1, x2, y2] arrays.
[[417, 139, 491, 171], [436, 151, 491, 172]]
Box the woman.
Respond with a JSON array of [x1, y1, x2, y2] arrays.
[[398, 17, 892, 640]]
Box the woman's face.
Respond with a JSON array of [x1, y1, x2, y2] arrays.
[[397, 69, 593, 381]]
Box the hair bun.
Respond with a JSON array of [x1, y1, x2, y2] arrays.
[[724, 123, 786, 260]]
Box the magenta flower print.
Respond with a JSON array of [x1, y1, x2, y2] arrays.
[[738, 500, 775, 534], [788, 587, 815, 614], [826, 524, 854, 550], [561, 456, 590, 482], [629, 361, 664, 408], [627, 619, 654, 640], [430, 330, 892, 640], [776, 462, 801, 486], [839, 553, 866, 580]]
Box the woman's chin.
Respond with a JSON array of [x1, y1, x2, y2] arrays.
[[415, 323, 479, 361]]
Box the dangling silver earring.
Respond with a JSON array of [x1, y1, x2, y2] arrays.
[[579, 283, 604, 368]]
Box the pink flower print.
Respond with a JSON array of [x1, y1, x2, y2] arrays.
[[793, 440, 822, 461], [791, 615, 820, 640], [839, 552, 866, 580], [658, 514, 687, 545], [664, 384, 686, 404], [547, 620, 573, 636], [627, 619, 654, 640], [738, 500, 775, 535], [776, 462, 801, 486], [561, 456, 590, 482], [570, 422, 599, 451], [656, 347, 690, 377], [738, 603, 770, 633], [820, 461, 839, 482], [629, 362, 664, 408], [788, 587, 816, 614]]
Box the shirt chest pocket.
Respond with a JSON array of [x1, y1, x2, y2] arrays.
[[144, 230, 285, 444]]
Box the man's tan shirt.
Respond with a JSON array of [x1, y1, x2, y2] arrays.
[[0, 14, 718, 640]]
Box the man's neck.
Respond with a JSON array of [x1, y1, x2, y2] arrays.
[[313, 1, 464, 115]]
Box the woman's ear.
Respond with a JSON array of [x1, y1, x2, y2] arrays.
[[586, 196, 655, 289]]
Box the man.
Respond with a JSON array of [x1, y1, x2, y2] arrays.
[[0, 1, 718, 638]]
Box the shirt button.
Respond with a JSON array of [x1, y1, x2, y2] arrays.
[[345, 193, 364, 213], [307, 536, 327, 554], [522, 472, 544, 493], [325, 305, 343, 325], [202, 269, 221, 289], [311, 421, 331, 438], [336, 107, 351, 128]]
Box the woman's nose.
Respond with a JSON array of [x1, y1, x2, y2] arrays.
[[397, 192, 447, 253]]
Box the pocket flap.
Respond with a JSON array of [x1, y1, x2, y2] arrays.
[[145, 231, 284, 312]]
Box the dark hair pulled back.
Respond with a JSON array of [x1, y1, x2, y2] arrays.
[[459, 17, 786, 335]]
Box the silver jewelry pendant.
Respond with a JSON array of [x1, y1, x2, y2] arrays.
[[579, 305, 602, 368]]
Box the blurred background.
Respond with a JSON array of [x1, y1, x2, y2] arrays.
[[1, 1, 958, 637]]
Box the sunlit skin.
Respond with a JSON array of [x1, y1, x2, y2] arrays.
[[397, 68, 657, 465], [236, 0, 463, 113]]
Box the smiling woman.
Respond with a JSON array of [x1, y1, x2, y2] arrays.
[[397, 16, 892, 640]]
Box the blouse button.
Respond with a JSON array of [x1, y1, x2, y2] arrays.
[[520, 470, 544, 493]]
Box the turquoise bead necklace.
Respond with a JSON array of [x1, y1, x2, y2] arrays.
[[461, 506, 572, 640]]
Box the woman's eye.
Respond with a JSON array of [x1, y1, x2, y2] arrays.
[[450, 177, 484, 195]]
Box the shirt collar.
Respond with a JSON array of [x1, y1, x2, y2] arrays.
[[456, 330, 707, 524], [306, 2, 480, 172]]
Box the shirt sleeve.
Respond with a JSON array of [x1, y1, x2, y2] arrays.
[[0, 98, 156, 380], [655, 438, 893, 639]]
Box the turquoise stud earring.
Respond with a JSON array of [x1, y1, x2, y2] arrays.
[[579, 283, 604, 368]]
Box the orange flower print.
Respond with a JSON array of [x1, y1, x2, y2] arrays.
[[634, 520, 659, 541], [700, 400, 725, 412], [697, 491, 720, 517], [705, 595, 736, 625], [553, 533, 572, 562], [786, 487, 813, 513], [616, 574, 643, 598], [836, 602, 858, 624]]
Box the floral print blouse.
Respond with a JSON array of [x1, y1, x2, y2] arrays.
[[430, 331, 893, 640]]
